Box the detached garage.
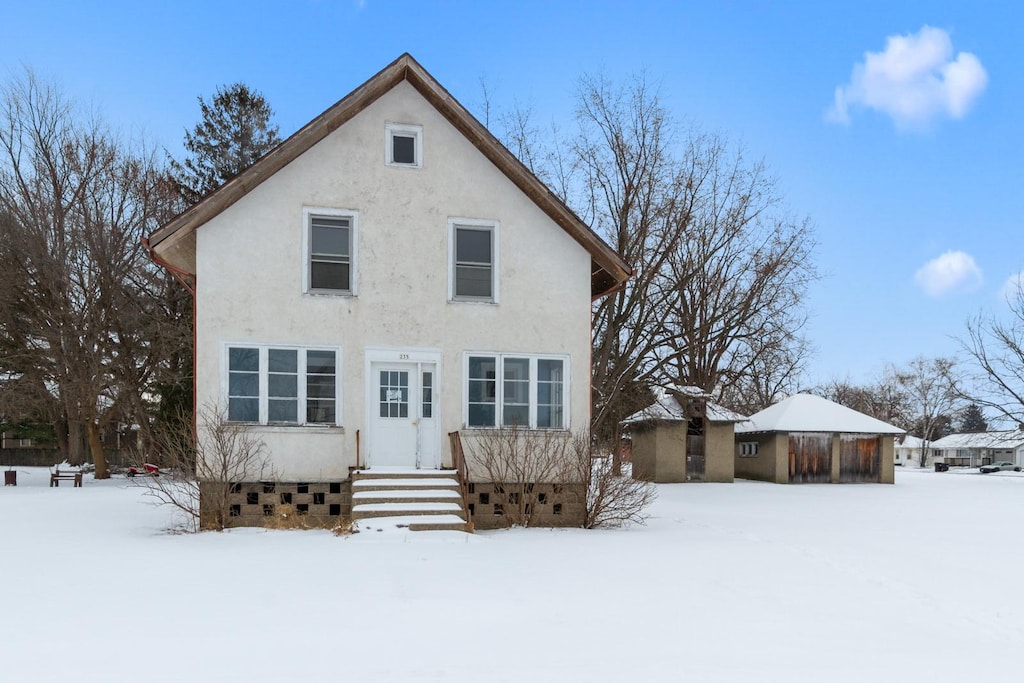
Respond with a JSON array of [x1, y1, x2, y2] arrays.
[[734, 394, 903, 484]]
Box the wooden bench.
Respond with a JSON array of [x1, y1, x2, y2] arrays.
[[50, 469, 83, 487]]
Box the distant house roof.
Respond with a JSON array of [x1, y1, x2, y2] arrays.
[[622, 386, 747, 426], [930, 431, 1024, 450], [894, 435, 926, 449], [145, 53, 631, 298], [735, 393, 904, 435]]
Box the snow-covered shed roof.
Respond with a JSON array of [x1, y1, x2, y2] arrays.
[[735, 393, 904, 435], [929, 431, 1024, 450], [622, 386, 747, 426]]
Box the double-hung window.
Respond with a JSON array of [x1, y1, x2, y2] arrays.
[[305, 209, 357, 295], [449, 219, 498, 302], [465, 354, 567, 429], [227, 345, 340, 426]]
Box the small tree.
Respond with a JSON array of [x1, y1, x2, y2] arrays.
[[169, 83, 281, 204], [139, 404, 269, 532]]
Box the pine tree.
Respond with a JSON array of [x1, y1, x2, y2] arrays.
[[957, 403, 988, 433], [170, 83, 281, 204]]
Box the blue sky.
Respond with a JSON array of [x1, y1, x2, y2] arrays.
[[3, 1, 1021, 387]]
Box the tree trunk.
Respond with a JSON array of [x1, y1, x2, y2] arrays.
[[86, 421, 110, 479], [67, 420, 85, 465]]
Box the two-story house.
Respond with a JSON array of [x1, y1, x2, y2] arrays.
[[146, 54, 631, 529]]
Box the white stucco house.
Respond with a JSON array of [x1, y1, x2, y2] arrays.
[[146, 54, 631, 528]]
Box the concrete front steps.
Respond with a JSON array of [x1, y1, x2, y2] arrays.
[[351, 468, 471, 533]]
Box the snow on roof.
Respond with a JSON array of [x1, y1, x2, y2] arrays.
[[735, 393, 904, 435], [894, 435, 925, 448], [929, 431, 1024, 450], [622, 386, 747, 426]]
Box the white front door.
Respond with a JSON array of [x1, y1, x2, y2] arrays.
[[369, 360, 439, 468]]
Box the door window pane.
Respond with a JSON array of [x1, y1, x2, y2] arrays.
[[380, 370, 409, 419], [422, 371, 433, 419]]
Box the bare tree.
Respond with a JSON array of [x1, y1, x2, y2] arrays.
[[0, 69, 173, 477], [893, 357, 960, 462], [660, 136, 817, 404], [960, 287, 1024, 427], [139, 404, 269, 532]]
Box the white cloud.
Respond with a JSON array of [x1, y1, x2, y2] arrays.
[[914, 250, 983, 296], [1001, 272, 1024, 304], [827, 25, 987, 130]]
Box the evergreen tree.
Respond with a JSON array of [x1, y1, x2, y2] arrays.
[[170, 83, 281, 204], [957, 403, 988, 433]]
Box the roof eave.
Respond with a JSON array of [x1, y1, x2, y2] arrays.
[[148, 53, 632, 293]]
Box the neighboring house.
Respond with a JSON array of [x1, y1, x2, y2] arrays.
[[929, 431, 1024, 468], [734, 394, 904, 484], [892, 435, 943, 467], [146, 54, 631, 528], [622, 386, 746, 483]]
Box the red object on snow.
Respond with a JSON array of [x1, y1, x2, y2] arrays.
[[127, 463, 161, 477]]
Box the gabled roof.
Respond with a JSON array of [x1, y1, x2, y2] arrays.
[[930, 431, 1024, 450], [735, 393, 904, 435], [622, 386, 748, 426], [147, 53, 631, 298]]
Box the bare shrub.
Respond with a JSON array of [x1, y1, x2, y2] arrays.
[[578, 442, 658, 529], [466, 426, 655, 529], [136, 404, 270, 532]]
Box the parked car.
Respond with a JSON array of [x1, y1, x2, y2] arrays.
[[979, 461, 1021, 473]]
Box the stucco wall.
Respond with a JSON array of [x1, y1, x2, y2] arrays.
[[194, 82, 593, 480], [734, 433, 783, 483], [705, 421, 736, 483]]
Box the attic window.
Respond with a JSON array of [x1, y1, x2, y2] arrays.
[[386, 123, 422, 168]]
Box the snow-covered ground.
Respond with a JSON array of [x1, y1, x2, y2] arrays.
[[2, 466, 1021, 682]]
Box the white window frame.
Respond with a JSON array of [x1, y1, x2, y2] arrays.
[[739, 441, 759, 457], [385, 122, 423, 168], [223, 343, 342, 427], [302, 207, 358, 296], [448, 218, 500, 303], [462, 352, 569, 430]]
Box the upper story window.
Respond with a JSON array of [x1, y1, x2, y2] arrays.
[[449, 218, 499, 303], [304, 208, 357, 295], [227, 345, 340, 426], [386, 122, 422, 168]]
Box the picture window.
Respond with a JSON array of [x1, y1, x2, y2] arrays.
[[227, 345, 340, 426]]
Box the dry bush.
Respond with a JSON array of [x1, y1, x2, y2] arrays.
[[135, 404, 270, 532], [466, 426, 655, 529], [579, 445, 657, 529]]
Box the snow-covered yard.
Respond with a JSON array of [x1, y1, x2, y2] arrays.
[[2, 467, 1021, 682]]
